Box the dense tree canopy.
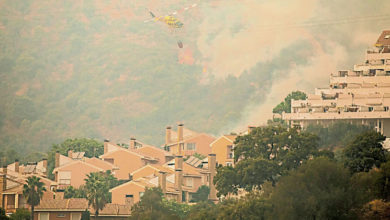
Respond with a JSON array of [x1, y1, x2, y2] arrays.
[[343, 131, 387, 173], [130, 187, 180, 220], [306, 121, 372, 149], [9, 209, 31, 220], [191, 185, 210, 202], [271, 157, 359, 220], [215, 125, 333, 196]]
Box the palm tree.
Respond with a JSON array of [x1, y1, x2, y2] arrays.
[[23, 176, 46, 220], [85, 172, 110, 218]]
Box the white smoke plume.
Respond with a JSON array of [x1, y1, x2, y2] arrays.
[[195, 0, 390, 133]]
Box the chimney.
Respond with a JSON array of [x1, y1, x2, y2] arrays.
[[42, 158, 48, 177], [165, 126, 172, 145], [3, 165, 8, 175], [125, 194, 134, 206], [14, 159, 19, 173], [55, 151, 60, 168], [55, 189, 64, 200], [0, 166, 5, 208], [104, 139, 110, 154], [175, 169, 183, 202], [68, 150, 73, 159], [208, 154, 217, 201], [177, 123, 184, 155], [130, 137, 136, 150], [158, 171, 167, 194], [2, 165, 6, 186], [175, 156, 183, 170]]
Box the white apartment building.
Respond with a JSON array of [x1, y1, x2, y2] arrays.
[[283, 30, 390, 136]]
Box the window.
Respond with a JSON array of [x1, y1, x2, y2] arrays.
[[57, 213, 66, 218], [187, 143, 196, 151], [71, 213, 81, 220], [226, 162, 233, 167], [186, 178, 193, 187], [58, 171, 71, 185], [227, 145, 233, 159], [39, 213, 49, 220], [385, 35, 390, 39]]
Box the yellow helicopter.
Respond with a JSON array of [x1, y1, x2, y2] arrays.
[[144, 4, 197, 48]]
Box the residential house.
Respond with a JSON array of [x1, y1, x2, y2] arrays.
[[100, 141, 158, 180], [90, 203, 132, 220], [128, 139, 175, 165], [211, 135, 237, 167], [110, 154, 218, 204], [52, 151, 118, 188], [0, 166, 56, 215], [130, 164, 174, 181], [53, 160, 104, 188], [34, 198, 88, 220], [164, 124, 216, 157]]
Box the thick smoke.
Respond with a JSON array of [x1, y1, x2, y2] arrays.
[[195, 0, 390, 133]]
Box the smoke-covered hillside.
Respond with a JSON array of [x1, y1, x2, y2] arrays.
[[0, 0, 389, 158]]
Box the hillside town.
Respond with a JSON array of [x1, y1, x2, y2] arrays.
[[0, 122, 243, 219], [1, 30, 390, 219]]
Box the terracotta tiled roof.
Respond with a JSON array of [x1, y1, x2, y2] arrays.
[[134, 145, 172, 158], [35, 199, 88, 210], [52, 160, 104, 173], [100, 147, 158, 162], [91, 203, 132, 216], [2, 184, 23, 194], [150, 164, 174, 174], [376, 30, 390, 47], [85, 157, 118, 170], [224, 135, 237, 142], [165, 133, 215, 147]]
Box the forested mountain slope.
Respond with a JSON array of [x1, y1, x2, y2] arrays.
[[0, 0, 388, 161]]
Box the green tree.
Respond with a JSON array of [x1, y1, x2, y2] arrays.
[[214, 165, 239, 197], [272, 91, 307, 114], [217, 191, 271, 220], [375, 160, 390, 201], [343, 131, 387, 173], [191, 185, 210, 202], [306, 121, 372, 149], [130, 187, 179, 220], [64, 185, 87, 199], [187, 201, 217, 220], [84, 172, 110, 218], [81, 210, 90, 220], [22, 176, 46, 220], [163, 199, 191, 219], [270, 157, 360, 220], [9, 209, 30, 220], [215, 125, 328, 196]]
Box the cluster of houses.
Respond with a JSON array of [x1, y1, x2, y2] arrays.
[[0, 124, 245, 219]]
